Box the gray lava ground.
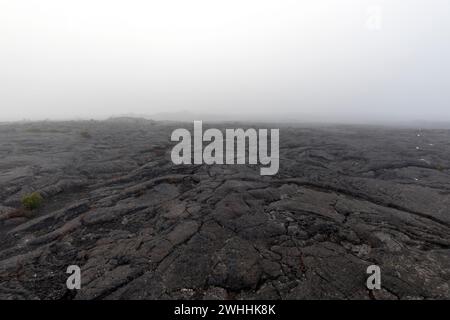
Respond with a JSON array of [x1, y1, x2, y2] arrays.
[[0, 119, 449, 300]]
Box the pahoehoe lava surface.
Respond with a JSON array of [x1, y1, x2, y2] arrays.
[[0, 119, 449, 300]]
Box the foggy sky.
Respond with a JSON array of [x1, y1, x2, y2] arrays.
[[1, 0, 449, 123]]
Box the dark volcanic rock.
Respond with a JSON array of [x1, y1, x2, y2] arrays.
[[0, 120, 449, 300]]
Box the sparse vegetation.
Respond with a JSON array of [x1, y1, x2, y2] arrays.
[[21, 192, 43, 210], [80, 130, 92, 139]]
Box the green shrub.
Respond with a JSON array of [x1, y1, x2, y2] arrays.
[[21, 192, 43, 210], [80, 130, 92, 139]]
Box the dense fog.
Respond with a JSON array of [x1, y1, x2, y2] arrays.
[[1, 0, 449, 123]]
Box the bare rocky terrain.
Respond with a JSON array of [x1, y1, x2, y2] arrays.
[[0, 119, 449, 300]]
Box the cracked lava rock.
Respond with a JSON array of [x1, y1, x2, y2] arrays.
[[0, 119, 449, 300]]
